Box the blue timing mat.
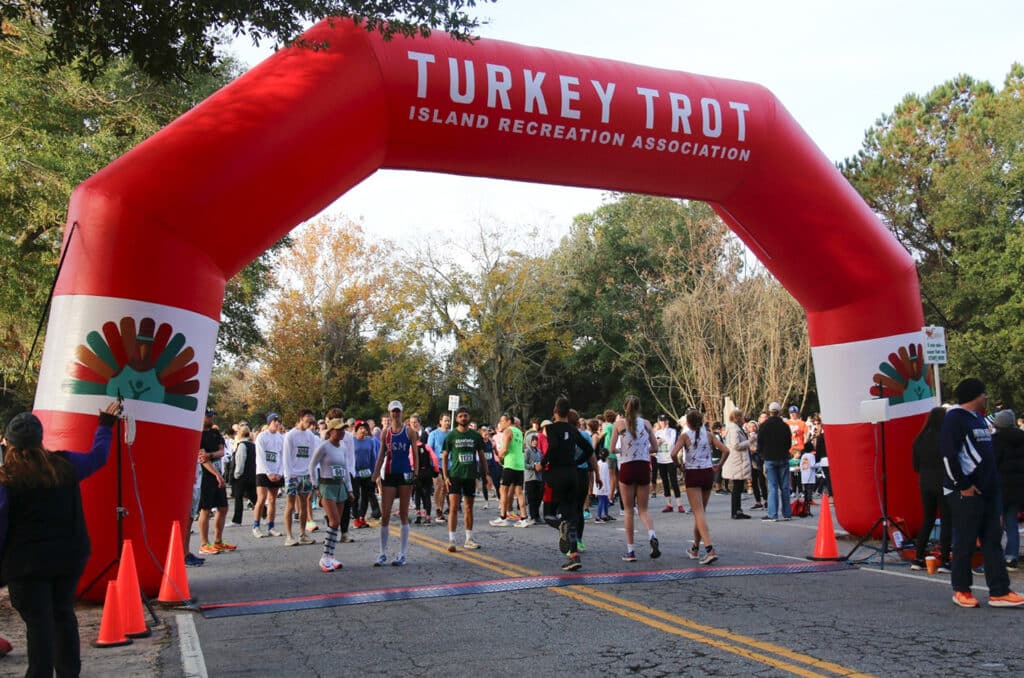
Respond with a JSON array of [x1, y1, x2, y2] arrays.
[[200, 561, 853, 618]]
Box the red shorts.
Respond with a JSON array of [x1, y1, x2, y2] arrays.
[[618, 460, 651, 486], [684, 467, 714, 490]]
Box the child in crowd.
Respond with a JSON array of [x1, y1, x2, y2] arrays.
[[800, 443, 817, 503], [594, 449, 611, 522]]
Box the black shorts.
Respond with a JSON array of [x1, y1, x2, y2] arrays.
[[256, 473, 284, 489], [198, 472, 227, 510], [500, 468, 524, 487], [381, 472, 415, 488], [447, 477, 476, 497]]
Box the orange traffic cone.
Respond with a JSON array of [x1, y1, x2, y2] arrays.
[[807, 493, 843, 561], [93, 581, 132, 647], [116, 539, 151, 638], [157, 521, 193, 605]]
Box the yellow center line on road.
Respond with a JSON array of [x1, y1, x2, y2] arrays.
[[399, 528, 871, 678]]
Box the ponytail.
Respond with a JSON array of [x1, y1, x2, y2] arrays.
[[685, 410, 704, 445], [624, 395, 640, 437]]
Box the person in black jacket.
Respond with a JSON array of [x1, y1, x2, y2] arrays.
[[993, 409, 1024, 570], [910, 407, 952, 571], [0, 401, 120, 677], [756, 402, 793, 521], [941, 378, 1023, 608]]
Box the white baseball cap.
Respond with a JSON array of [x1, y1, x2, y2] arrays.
[[768, 402, 782, 413], [387, 400, 403, 412]]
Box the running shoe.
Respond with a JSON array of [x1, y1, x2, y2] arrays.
[[214, 541, 237, 552], [937, 561, 952, 574], [228, 522, 243, 528], [414, 515, 422, 524], [576, 541, 587, 552], [267, 528, 283, 537], [750, 503, 764, 509], [661, 506, 673, 513], [184, 553, 205, 567], [622, 551, 638, 562], [605, 514, 617, 521], [392, 554, 407, 566], [374, 554, 388, 566], [464, 539, 481, 550], [582, 510, 591, 520], [972, 565, 985, 576], [284, 536, 299, 546], [354, 519, 369, 529], [198, 543, 219, 555], [340, 533, 353, 543], [700, 547, 718, 565], [650, 536, 661, 559], [252, 527, 265, 539], [448, 542, 457, 553], [306, 521, 319, 532], [329, 557, 343, 570], [489, 517, 510, 527], [508, 513, 523, 521], [422, 517, 432, 526], [298, 533, 315, 545], [687, 543, 699, 560], [514, 518, 529, 528], [677, 506, 686, 513], [910, 559, 926, 571], [593, 516, 606, 523], [1006, 560, 1019, 572], [319, 556, 336, 573], [988, 591, 1024, 607], [562, 555, 582, 571], [952, 591, 980, 608], [558, 521, 571, 555]]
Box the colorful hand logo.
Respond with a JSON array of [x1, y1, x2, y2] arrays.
[[870, 343, 934, 404]]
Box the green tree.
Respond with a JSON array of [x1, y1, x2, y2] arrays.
[[2, 1, 495, 82], [0, 19, 236, 412], [842, 65, 1024, 405]]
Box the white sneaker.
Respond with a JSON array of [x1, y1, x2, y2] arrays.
[[464, 539, 481, 549], [267, 528, 283, 537], [329, 557, 343, 571], [285, 536, 299, 546], [298, 533, 315, 545], [319, 556, 335, 572], [252, 527, 265, 539], [489, 518, 510, 527], [515, 519, 530, 528]]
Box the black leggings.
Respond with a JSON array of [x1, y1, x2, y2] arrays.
[[414, 476, 433, 515], [657, 463, 680, 498], [231, 478, 257, 524], [730, 477, 746, 515], [354, 476, 381, 519], [751, 467, 767, 503], [544, 467, 579, 547], [525, 479, 544, 522], [575, 468, 589, 540], [8, 564, 85, 678], [915, 487, 952, 561]]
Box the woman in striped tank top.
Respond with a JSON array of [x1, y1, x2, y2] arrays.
[[371, 400, 416, 566]]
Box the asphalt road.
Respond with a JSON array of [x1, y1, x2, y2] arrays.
[[5, 491, 1019, 676]]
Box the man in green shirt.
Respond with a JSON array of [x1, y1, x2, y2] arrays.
[[442, 407, 488, 552], [490, 414, 526, 526]]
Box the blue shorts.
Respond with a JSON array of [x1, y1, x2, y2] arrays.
[[286, 475, 313, 496]]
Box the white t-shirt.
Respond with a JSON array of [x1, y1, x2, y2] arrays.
[[618, 417, 652, 465], [683, 427, 714, 470], [800, 452, 817, 485], [596, 460, 610, 497], [283, 427, 319, 479], [654, 427, 677, 464], [254, 430, 284, 476]]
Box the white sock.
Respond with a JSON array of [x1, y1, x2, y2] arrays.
[[380, 527, 389, 556], [626, 542, 635, 553], [449, 531, 456, 543], [649, 529, 657, 539], [465, 530, 473, 542], [400, 524, 410, 557]]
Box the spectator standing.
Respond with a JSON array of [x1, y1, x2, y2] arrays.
[[757, 402, 793, 522], [230, 425, 258, 527], [910, 407, 952, 572], [993, 408, 1024, 571], [722, 409, 753, 519], [746, 420, 767, 509]]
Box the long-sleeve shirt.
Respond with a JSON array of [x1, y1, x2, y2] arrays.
[[283, 427, 319, 479], [255, 430, 284, 476], [308, 439, 354, 493], [353, 437, 378, 478]]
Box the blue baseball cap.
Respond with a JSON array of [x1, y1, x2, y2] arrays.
[[266, 412, 280, 424]]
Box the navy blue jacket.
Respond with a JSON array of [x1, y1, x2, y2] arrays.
[[939, 406, 999, 496]]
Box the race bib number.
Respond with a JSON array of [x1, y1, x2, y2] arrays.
[[659, 441, 670, 454], [403, 472, 414, 482], [458, 453, 475, 463], [265, 450, 277, 463], [358, 468, 372, 478], [331, 465, 345, 478], [296, 445, 309, 459]]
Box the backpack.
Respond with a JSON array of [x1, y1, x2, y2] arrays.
[[791, 497, 812, 517]]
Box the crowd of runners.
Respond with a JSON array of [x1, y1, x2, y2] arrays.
[[190, 394, 836, 573]]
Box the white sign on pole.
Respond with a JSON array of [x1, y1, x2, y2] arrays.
[[448, 395, 460, 411], [922, 326, 947, 365]]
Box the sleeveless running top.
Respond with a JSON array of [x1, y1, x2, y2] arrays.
[[684, 427, 714, 469], [503, 426, 525, 470], [383, 425, 414, 475], [618, 417, 652, 465]]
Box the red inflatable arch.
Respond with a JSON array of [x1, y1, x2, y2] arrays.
[[34, 19, 935, 598]]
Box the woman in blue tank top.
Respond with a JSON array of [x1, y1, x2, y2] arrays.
[[371, 400, 415, 566]]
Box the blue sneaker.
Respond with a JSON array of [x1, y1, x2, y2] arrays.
[[373, 554, 387, 567], [391, 554, 406, 567], [583, 510, 592, 520], [184, 552, 205, 567]]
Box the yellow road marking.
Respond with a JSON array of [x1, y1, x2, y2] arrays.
[[401, 528, 870, 677]]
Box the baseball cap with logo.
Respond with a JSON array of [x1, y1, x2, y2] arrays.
[[387, 400, 403, 412], [789, 406, 799, 414]]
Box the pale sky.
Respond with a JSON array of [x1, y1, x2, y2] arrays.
[[231, 0, 1024, 243]]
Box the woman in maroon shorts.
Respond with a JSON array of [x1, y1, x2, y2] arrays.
[[672, 410, 730, 565], [609, 395, 661, 562]]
